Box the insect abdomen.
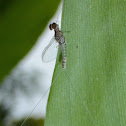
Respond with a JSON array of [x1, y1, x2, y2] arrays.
[[61, 43, 67, 69]]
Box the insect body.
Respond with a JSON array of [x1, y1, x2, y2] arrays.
[[42, 22, 67, 69]]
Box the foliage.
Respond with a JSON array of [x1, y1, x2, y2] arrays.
[[45, 0, 126, 126], [0, 0, 61, 82], [12, 118, 44, 126]]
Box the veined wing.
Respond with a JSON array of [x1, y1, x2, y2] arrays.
[[42, 37, 59, 62]]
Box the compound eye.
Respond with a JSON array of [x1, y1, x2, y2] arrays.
[[49, 24, 52, 30], [52, 22, 56, 29]]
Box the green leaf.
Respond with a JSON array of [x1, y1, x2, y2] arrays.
[[13, 118, 44, 126], [0, 0, 61, 82], [45, 0, 126, 125]]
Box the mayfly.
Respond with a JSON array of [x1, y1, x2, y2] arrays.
[[42, 22, 67, 69]]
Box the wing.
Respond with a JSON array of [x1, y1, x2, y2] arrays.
[[42, 37, 59, 62]]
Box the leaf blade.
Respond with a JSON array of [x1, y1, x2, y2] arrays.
[[45, 0, 126, 125]]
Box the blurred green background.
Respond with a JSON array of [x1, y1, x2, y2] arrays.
[[0, 0, 61, 82], [0, 0, 61, 125]]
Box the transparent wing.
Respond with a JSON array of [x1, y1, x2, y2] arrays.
[[42, 37, 59, 62]]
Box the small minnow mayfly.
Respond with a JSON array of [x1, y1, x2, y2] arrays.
[[42, 22, 67, 69]]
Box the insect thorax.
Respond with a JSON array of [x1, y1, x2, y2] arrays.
[[55, 30, 65, 45]]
